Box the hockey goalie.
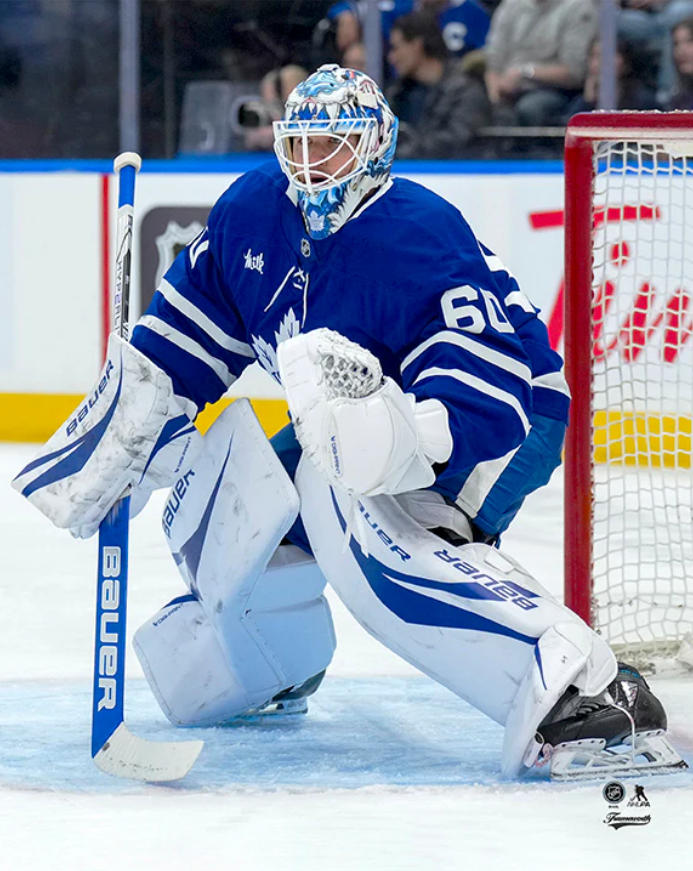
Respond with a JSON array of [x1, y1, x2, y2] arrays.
[[13, 64, 687, 780]]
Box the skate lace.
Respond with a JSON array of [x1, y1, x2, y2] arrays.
[[577, 699, 604, 715], [608, 693, 637, 765]]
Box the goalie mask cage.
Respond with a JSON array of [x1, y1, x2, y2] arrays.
[[564, 113, 693, 673]]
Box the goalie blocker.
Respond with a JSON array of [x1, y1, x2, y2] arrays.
[[12, 334, 203, 539]]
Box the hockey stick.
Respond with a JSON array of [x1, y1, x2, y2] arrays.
[[91, 153, 204, 782]]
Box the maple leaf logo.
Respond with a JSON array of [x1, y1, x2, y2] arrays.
[[252, 308, 302, 383]]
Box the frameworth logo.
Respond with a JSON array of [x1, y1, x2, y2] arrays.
[[602, 782, 652, 830]]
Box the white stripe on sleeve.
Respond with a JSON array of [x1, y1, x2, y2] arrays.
[[401, 331, 531, 383], [138, 315, 238, 387], [455, 445, 520, 519], [532, 370, 571, 398], [481, 252, 517, 280], [413, 366, 531, 434], [504, 289, 536, 313], [158, 279, 255, 358]]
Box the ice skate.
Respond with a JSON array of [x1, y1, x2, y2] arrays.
[[232, 671, 326, 721], [534, 663, 688, 780]]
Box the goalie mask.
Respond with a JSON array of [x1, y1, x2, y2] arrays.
[[273, 64, 398, 240]]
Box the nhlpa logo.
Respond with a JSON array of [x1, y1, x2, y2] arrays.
[[628, 785, 650, 808], [252, 308, 301, 383], [244, 248, 264, 274]]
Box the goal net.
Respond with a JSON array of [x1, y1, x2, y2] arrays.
[[564, 112, 693, 674]]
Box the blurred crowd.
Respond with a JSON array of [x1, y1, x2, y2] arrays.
[[300, 0, 693, 158], [3, 1, 693, 160]]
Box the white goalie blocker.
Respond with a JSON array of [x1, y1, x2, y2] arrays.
[[12, 334, 203, 538], [134, 399, 336, 726]]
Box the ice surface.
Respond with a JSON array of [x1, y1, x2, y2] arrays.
[[1, 444, 692, 870]]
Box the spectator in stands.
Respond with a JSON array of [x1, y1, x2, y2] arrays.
[[484, 0, 597, 126], [417, 0, 490, 56], [342, 40, 368, 72], [0, 13, 48, 158], [328, 0, 490, 63], [618, 0, 693, 102], [243, 65, 307, 152], [328, 0, 365, 57], [666, 15, 693, 107], [386, 11, 490, 158], [564, 36, 657, 118]]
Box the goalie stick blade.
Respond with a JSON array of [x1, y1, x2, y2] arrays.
[[93, 722, 204, 782]]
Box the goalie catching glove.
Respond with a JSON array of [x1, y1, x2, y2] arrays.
[[277, 329, 453, 496], [12, 334, 202, 538]]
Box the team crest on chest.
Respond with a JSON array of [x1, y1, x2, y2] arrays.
[[251, 308, 301, 383]]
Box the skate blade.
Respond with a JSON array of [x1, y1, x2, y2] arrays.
[[548, 730, 689, 781], [227, 697, 309, 723]]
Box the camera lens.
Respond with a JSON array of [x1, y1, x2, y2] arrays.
[[238, 100, 272, 128]]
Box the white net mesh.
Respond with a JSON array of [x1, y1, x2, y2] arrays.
[[591, 139, 693, 671]]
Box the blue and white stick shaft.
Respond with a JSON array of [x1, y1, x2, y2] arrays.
[[90, 154, 202, 781]]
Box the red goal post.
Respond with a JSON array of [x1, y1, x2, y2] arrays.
[[564, 112, 693, 672]]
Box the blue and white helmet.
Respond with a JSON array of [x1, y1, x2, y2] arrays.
[[273, 64, 398, 240]]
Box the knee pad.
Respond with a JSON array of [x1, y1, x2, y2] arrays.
[[134, 546, 335, 726]]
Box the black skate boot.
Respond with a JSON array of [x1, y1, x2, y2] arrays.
[[235, 670, 326, 719], [535, 663, 688, 780]]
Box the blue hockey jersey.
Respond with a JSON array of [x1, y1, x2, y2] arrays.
[[327, 1, 491, 58], [131, 161, 569, 526]]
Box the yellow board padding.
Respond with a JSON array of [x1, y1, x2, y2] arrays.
[[593, 410, 692, 468], [3, 394, 690, 470], [0, 393, 290, 443], [195, 397, 290, 437]]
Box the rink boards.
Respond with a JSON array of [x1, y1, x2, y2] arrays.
[[1, 157, 691, 457]]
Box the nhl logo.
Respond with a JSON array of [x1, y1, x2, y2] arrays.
[[301, 238, 311, 258], [140, 206, 210, 315], [155, 219, 205, 288], [602, 782, 625, 804]]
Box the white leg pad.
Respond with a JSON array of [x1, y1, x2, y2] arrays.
[[134, 595, 244, 726], [295, 457, 617, 769], [134, 399, 336, 725]]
